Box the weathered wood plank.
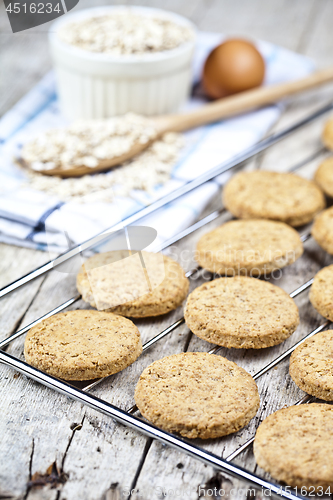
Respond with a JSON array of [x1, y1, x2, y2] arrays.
[[301, 0, 333, 67], [199, 0, 317, 51], [0, 244, 51, 343]]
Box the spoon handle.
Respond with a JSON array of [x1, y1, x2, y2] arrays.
[[154, 66, 333, 134]]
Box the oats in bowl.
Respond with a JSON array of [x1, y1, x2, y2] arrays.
[[59, 10, 194, 55]]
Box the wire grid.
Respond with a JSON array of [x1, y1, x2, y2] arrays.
[[1, 106, 333, 500]]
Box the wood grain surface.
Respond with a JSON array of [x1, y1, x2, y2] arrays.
[[1, 1, 333, 499]]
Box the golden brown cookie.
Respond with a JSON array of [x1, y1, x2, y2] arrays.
[[322, 118, 333, 151], [77, 250, 189, 318], [24, 310, 142, 380], [223, 170, 325, 227], [309, 265, 333, 320], [254, 404, 333, 489], [196, 219, 303, 276], [184, 276, 299, 349], [290, 330, 333, 401], [312, 207, 333, 255], [135, 352, 260, 439], [314, 157, 333, 197]]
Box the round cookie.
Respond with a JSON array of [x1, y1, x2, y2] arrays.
[[223, 170, 325, 227], [312, 206, 333, 254], [254, 404, 333, 489], [24, 310, 142, 381], [309, 265, 333, 320], [314, 157, 333, 197], [77, 250, 189, 318], [134, 352, 260, 439], [322, 118, 333, 151], [290, 330, 333, 401], [196, 219, 303, 276], [184, 276, 299, 349]]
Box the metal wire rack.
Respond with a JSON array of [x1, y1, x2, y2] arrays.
[[1, 102, 333, 500]]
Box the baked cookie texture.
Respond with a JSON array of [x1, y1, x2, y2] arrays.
[[223, 170, 325, 227], [24, 310, 142, 381], [254, 404, 333, 489], [135, 352, 260, 439], [77, 250, 189, 318], [184, 276, 299, 349], [290, 330, 333, 401], [322, 118, 333, 151], [196, 219, 303, 276], [314, 157, 333, 197], [312, 206, 333, 255], [309, 265, 333, 320]]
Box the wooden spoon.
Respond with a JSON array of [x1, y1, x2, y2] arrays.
[[24, 66, 333, 178]]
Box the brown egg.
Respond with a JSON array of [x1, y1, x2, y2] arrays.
[[202, 38, 265, 99]]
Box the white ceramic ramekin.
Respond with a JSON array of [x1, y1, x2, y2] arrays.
[[49, 6, 196, 120]]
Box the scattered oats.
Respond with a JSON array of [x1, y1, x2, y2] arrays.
[[22, 132, 184, 203], [59, 11, 194, 55], [21, 113, 157, 173]]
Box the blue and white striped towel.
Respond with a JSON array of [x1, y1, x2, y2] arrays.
[[0, 32, 313, 255]]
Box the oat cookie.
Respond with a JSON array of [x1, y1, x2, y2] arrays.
[[24, 310, 142, 381], [223, 170, 325, 227], [322, 118, 333, 151], [196, 219, 303, 276], [314, 157, 333, 197], [134, 352, 260, 439], [312, 206, 333, 254], [254, 404, 333, 489], [309, 265, 333, 320], [290, 330, 333, 401], [77, 250, 189, 318], [184, 276, 299, 349]]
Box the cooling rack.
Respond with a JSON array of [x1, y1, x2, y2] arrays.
[[1, 102, 333, 500], [1, 101, 332, 300]]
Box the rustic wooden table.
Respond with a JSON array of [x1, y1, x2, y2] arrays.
[[1, 1, 333, 499]]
